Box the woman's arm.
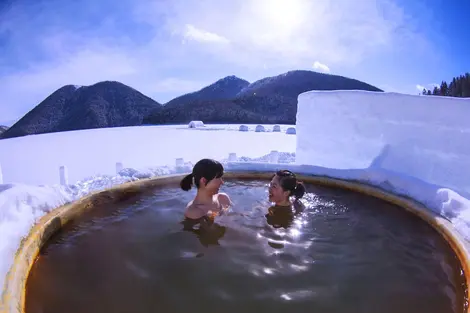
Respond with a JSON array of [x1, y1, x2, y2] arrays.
[[216, 192, 232, 214]]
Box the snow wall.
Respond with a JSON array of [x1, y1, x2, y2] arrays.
[[296, 90, 470, 196]]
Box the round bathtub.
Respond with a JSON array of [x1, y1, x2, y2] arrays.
[[1, 172, 469, 313]]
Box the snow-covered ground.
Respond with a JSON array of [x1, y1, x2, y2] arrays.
[[0, 124, 296, 185], [0, 90, 470, 292]]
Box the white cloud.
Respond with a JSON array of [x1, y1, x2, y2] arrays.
[[136, 0, 431, 69], [416, 83, 440, 92], [183, 24, 229, 44], [313, 61, 330, 73], [0, 36, 207, 119], [0, 48, 133, 119]]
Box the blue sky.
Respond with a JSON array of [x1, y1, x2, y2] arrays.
[[0, 0, 468, 125]]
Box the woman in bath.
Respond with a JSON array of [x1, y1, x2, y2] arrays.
[[266, 169, 306, 228], [180, 158, 232, 227]]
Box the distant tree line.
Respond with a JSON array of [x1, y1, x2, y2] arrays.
[[422, 72, 470, 97]]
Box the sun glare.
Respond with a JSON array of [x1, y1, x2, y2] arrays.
[[260, 0, 304, 30], [252, 0, 306, 32]]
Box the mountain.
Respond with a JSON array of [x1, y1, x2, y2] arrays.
[[143, 70, 383, 125], [1, 81, 162, 139], [0, 126, 8, 134], [1, 70, 383, 139], [164, 75, 250, 108], [236, 70, 381, 97]]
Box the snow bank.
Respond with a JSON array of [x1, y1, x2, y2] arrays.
[[0, 184, 74, 290], [296, 91, 470, 195], [188, 120, 204, 128], [296, 90, 470, 240]]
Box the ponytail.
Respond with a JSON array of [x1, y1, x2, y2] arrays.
[[180, 173, 194, 191], [292, 181, 305, 199]]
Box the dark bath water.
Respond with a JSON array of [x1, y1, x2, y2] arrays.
[[26, 180, 467, 313]]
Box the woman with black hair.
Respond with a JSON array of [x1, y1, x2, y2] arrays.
[[180, 159, 232, 226], [266, 169, 306, 228]]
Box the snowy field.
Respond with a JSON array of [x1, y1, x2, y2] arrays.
[[1, 90, 470, 292], [0, 123, 296, 185]]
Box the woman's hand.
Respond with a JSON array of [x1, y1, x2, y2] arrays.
[[218, 193, 232, 207], [207, 210, 219, 219]]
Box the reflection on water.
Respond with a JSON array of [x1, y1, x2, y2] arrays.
[[26, 180, 467, 313], [182, 217, 227, 247]]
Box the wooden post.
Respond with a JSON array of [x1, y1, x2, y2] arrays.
[[116, 162, 124, 174], [228, 153, 237, 162], [59, 166, 68, 185], [176, 158, 184, 167], [269, 150, 279, 163]]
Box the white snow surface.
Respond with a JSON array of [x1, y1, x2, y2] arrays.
[[296, 90, 470, 240], [1, 90, 470, 291], [0, 124, 296, 185], [296, 90, 470, 195]]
